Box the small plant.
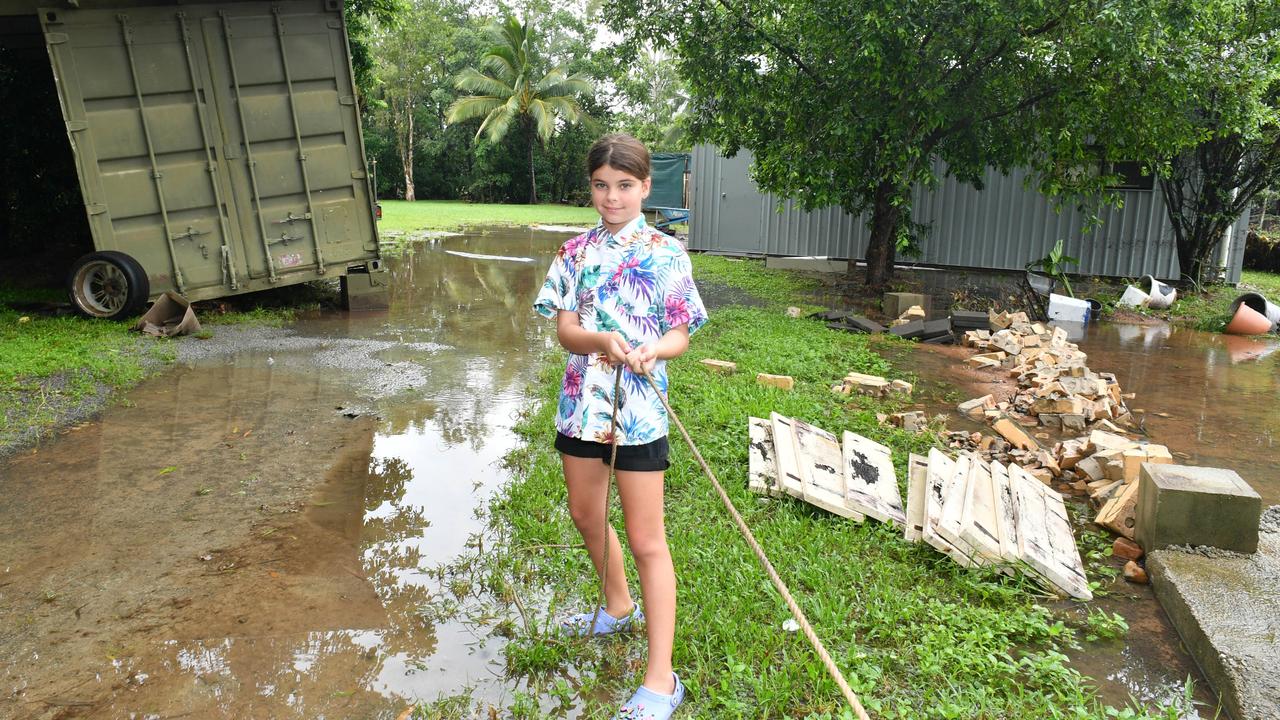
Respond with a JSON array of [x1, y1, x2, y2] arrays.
[[1083, 608, 1129, 641], [1027, 239, 1081, 298]]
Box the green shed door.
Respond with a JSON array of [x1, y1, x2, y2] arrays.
[[42, 1, 378, 296]]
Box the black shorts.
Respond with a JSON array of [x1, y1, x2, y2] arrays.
[[554, 432, 670, 472]]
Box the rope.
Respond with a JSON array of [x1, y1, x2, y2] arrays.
[[588, 366, 624, 638], [643, 371, 873, 720]]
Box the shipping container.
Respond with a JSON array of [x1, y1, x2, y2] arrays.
[[0, 0, 382, 318]]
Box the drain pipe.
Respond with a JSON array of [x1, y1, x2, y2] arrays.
[[1217, 187, 1240, 282]]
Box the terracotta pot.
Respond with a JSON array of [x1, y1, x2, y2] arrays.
[[1225, 302, 1273, 335], [1228, 292, 1280, 331]]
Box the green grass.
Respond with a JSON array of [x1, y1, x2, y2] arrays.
[[378, 200, 601, 235], [412, 270, 1191, 718], [691, 255, 824, 304]]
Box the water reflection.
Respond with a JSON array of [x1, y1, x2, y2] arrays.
[[1078, 322, 1280, 505], [0, 227, 571, 718]]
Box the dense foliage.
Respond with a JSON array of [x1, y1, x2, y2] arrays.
[[359, 0, 691, 205]]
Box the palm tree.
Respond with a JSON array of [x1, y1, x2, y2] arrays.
[[447, 16, 594, 203]]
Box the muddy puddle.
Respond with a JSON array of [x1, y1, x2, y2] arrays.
[[0, 226, 565, 718], [900, 320, 1280, 717], [4, 233, 1273, 718]]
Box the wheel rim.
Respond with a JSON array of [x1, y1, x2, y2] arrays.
[[73, 260, 130, 317]]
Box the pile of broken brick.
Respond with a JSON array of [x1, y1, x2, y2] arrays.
[[947, 310, 1177, 583]]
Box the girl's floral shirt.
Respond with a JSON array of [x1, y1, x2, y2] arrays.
[[534, 216, 707, 445]]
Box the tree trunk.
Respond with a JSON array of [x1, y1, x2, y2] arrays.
[[527, 121, 538, 204], [862, 180, 904, 289], [399, 104, 416, 202]]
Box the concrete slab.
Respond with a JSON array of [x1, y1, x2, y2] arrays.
[[884, 291, 927, 318], [1147, 509, 1280, 720], [1136, 464, 1262, 554], [765, 256, 846, 273]]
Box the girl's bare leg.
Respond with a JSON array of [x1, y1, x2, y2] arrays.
[[616, 468, 676, 694], [562, 454, 634, 617]]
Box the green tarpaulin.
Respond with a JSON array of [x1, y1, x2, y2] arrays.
[[646, 153, 689, 210]]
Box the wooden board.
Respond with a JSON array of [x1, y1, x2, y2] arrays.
[[793, 419, 863, 520], [769, 413, 806, 500], [989, 461, 1021, 563], [841, 431, 905, 527], [923, 449, 967, 563], [936, 452, 983, 566], [904, 453, 929, 543], [958, 459, 1005, 563], [747, 417, 781, 497], [1008, 464, 1093, 600]]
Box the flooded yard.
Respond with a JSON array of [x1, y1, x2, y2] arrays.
[[903, 319, 1280, 717], [4, 237, 1275, 718], [1, 227, 564, 718]]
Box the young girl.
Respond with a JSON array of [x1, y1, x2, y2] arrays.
[[533, 133, 706, 719]]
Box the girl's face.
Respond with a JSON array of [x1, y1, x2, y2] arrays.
[[590, 164, 650, 234]]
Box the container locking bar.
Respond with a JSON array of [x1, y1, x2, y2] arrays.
[[220, 10, 279, 283], [177, 12, 239, 291], [272, 6, 326, 274], [118, 13, 185, 293]]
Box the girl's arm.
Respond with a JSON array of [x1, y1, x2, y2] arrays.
[[624, 325, 689, 375], [556, 310, 633, 364]]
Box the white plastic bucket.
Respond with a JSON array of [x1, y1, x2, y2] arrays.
[[1142, 275, 1178, 309]]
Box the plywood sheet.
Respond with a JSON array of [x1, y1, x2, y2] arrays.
[[1009, 464, 1093, 600], [793, 419, 863, 520], [842, 431, 905, 527]]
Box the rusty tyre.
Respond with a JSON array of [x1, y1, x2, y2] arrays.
[[67, 251, 150, 321]]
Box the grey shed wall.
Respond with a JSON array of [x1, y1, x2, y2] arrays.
[[689, 145, 1248, 283]]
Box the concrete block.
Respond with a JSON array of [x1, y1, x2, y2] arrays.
[[766, 256, 846, 273], [888, 320, 925, 338], [1147, 521, 1280, 720], [1135, 464, 1262, 554], [883, 292, 926, 319]]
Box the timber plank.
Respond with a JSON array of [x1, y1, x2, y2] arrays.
[[747, 417, 781, 497], [904, 453, 929, 543], [769, 413, 806, 500]]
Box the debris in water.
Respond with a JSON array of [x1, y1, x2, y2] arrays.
[[444, 250, 535, 263]]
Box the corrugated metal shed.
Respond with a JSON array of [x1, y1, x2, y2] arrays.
[[690, 145, 1248, 283]]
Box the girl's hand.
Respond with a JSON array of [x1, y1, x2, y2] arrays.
[[625, 344, 658, 376], [598, 331, 632, 365]]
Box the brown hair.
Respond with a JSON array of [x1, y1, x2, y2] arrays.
[[587, 133, 651, 180]]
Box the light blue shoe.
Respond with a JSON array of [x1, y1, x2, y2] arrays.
[[614, 673, 685, 720], [559, 604, 644, 637]]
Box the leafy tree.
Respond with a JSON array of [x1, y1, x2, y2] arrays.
[[1110, 1, 1280, 285], [605, 0, 1154, 288], [447, 15, 595, 203], [369, 0, 472, 201]]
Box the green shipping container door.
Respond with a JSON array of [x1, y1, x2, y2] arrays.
[[40, 0, 381, 310]]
